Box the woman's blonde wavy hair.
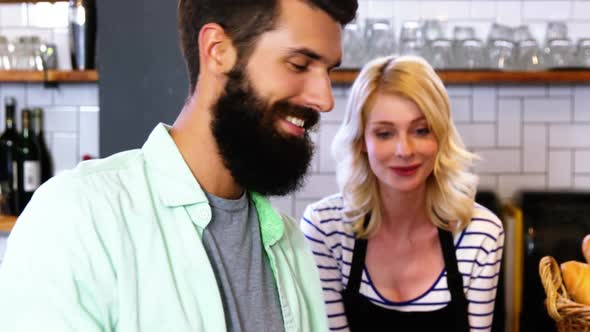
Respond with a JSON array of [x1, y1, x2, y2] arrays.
[[332, 55, 479, 238]]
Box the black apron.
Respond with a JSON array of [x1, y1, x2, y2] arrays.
[[342, 214, 470, 332]]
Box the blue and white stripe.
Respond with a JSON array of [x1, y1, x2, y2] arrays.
[[300, 194, 505, 332]]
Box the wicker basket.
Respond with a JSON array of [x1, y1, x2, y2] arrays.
[[539, 256, 590, 332]]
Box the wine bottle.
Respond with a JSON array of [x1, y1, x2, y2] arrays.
[[32, 108, 53, 184], [0, 97, 19, 215], [15, 109, 41, 214]]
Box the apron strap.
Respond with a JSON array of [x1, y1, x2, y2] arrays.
[[347, 213, 371, 293], [438, 228, 470, 332]]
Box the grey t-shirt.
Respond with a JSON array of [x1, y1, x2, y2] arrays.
[[202, 191, 284, 332]]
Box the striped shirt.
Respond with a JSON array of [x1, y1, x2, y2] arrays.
[[300, 194, 504, 332]]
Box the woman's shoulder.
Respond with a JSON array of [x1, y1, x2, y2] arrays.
[[459, 202, 504, 246], [300, 193, 354, 237]]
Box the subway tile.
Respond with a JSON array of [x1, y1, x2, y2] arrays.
[[319, 123, 339, 173], [309, 131, 320, 173], [25, 83, 53, 106], [27, 2, 68, 28], [572, 1, 590, 20], [393, 1, 421, 27], [367, 0, 395, 19], [0, 4, 28, 27], [548, 150, 572, 188], [498, 86, 546, 97], [525, 22, 546, 45], [331, 86, 349, 98], [575, 151, 590, 174], [43, 106, 78, 132], [450, 96, 471, 122], [295, 174, 339, 200], [569, 22, 590, 41], [477, 175, 498, 191], [79, 106, 99, 159], [474, 149, 521, 173], [420, 1, 471, 20], [52, 28, 71, 70], [522, 1, 571, 21], [51, 132, 78, 174], [355, 1, 369, 22], [498, 175, 546, 200], [496, 1, 522, 26], [523, 98, 571, 123], [548, 85, 573, 97], [456, 124, 496, 148], [322, 94, 347, 123], [574, 86, 590, 122], [469, 1, 496, 20], [498, 99, 522, 147], [53, 83, 99, 106], [447, 86, 472, 97], [523, 125, 547, 172], [270, 195, 294, 217], [550, 125, 590, 148], [574, 176, 590, 190], [472, 86, 497, 122]]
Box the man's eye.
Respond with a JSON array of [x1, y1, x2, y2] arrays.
[[289, 62, 308, 72]]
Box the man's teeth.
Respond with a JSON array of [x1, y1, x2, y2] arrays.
[[285, 116, 305, 128]]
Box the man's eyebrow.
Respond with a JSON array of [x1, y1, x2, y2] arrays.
[[287, 47, 341, 69]]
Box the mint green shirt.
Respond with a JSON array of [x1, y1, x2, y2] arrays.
[[0, 124, 329, 332]]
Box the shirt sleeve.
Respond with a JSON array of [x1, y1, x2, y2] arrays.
[[0, 175, 113, 332], [465, 218, 505, 332], [300, 204, 350, 332]]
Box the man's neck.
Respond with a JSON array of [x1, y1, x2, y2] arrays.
[[170, 94, 244, 200]]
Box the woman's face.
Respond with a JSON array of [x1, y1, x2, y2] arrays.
[[363, 92, 439, 195]]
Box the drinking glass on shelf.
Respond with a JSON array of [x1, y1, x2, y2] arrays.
[[455, 38, 487, 69], [545, 21, 568, 43], [488, 23, 514, 44], [364, 18, 396, 61], [488, 39, 515, 70], [0, 36, 11, 70], [341, 20, 365, 69], [576, 38, 590, 68], [399, 39, 424, 57], [400, 20, 424, 46], [453, 26, 476, 41], [516, 39, 545, 71], [425, 38, 453, 69], [545, 38, 576, 69], [422, 19, 445, 43], [513, 25, 533, 44]]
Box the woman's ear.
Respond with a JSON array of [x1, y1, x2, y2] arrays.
[[198, 23, 237, 75]]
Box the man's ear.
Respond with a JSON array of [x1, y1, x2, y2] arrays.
[[198, 23, 237, 75]]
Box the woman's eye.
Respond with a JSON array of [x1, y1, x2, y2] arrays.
[[415, 127, 431, 136], [375, 131, 392, 139]]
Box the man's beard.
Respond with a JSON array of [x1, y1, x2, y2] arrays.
[[211, 67, 320, 196]]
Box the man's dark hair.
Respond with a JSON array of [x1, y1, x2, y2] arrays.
[[177, 0, 358, 94]]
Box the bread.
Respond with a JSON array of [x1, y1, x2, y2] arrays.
[[583, 234, 590, 264], [561, 260, 590, 305]]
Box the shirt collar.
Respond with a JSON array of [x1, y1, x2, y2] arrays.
[[142, 123, 285, 244], [142, 123, 208, 207]]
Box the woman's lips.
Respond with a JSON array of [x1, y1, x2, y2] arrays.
[[390, 164, 421, 176]]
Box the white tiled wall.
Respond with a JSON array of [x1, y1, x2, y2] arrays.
[[0, 2, 99, 177]]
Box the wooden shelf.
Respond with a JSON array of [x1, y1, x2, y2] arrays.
[[0, 215, 17, 233], [0, 70, 98, 83], [331, 69, 590, 85]]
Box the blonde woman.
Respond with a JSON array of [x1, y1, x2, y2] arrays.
[[300, 55, 504, 332]]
